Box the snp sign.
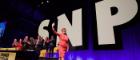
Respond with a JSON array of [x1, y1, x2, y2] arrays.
[[38, 0, 138, 50], [95, 0, 138, 49]]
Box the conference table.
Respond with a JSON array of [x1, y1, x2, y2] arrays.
[[0, 48, 58, 60]]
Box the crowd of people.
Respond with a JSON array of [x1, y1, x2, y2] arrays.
[[12, 35, 55, 51]]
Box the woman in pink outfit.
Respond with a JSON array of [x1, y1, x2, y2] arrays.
[[52, 23, 69, 60], [17, 38, 23, 51]]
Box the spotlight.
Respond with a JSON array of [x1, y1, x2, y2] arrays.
[[0, 21, 6, 38], [46, 0, 50, 3], [41, 2, 44, 5]]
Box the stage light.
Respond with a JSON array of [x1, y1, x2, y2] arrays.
[[46, 0, 49, 3], [41, 2, 44, 5], [68, 54, 74, 60], [76, 56, 82, 60], [0, 21, 6, 38], [87, 57, 94, 60]]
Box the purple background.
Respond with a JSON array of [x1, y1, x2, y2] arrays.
[[0, 0, 140, 60], [64, 14, 140, 60]]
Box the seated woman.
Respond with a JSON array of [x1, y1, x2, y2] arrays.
[[16, 38, 23, 51], [35, 35, 44, 50], [23, 36, 32, 50], [12, 38, 18, 48]]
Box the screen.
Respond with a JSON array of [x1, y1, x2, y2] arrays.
[[0, 21, 6, 38]]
